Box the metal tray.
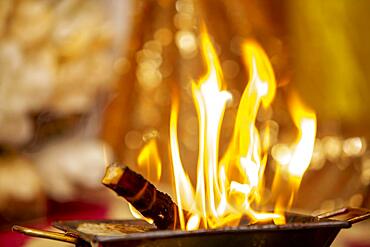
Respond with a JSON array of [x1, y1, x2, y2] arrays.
[[13, 207, 370, 247]]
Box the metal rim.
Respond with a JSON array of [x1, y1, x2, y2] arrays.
[[52, 217, 350, 243]]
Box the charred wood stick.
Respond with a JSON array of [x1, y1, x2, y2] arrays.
[[102, 164, 183, 230]]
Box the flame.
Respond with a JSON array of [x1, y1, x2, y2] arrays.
[[272, 92, 317, 224], [129, 138, 162, 224], [137, 139, 162, 182], [170, 95, 196, 229], [169, 31, 285, 230], [130, 28, 316, 229], [287, 93, 317, 179], [128, 203, 154, 224]]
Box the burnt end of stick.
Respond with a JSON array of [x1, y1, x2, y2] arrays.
[[102, 164, 181, 230]]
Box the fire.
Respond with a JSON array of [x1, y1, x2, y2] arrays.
[[170, 30, 287, 230], [286, 93, 317, 179], [272, 92, 317, 224], [129, 138, 162, 224], [131, 29, 317, 230], [136, 138, 162, 182]]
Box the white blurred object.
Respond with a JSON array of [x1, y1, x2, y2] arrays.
[[33, 138, 113, 201], [0, 0, 124, 147], [10, 0, 53, 47], [0, 39, 23, 75], [15, 47, 57, 112], [0, 0, 133, 205]]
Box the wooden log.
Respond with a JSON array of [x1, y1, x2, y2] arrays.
[[102, 164, 181, 230]]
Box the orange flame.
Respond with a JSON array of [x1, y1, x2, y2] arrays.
[[169, 31, 286, 230], [271, 92, 317, 224], [131, 29, 316, 230], [137, 139, 162, 182], [129, 138, 162, 224]]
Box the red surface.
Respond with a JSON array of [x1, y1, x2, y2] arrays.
[[346, 241, 370, 247], [0, 200, 108, 247]]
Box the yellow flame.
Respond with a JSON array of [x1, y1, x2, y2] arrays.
[[272, 92, 317, 224], [137, 139, 162, 182], [218, 40, 282, 224], [170, 94, 196, 229], [169, 31, 285, 230], [126, 28, 316, 226], [287, 93, 317, 179], [128, 203, 154, 224], [129, 138, 162, 223], [133, 27, 317, 229], [191, 30, 232, 229]]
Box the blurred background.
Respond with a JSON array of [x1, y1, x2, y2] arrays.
[[0, 0, 369, 246]]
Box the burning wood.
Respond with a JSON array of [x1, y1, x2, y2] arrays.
[[102, 163, 183, 230]]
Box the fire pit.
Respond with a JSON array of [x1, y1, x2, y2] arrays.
[[12, 207, 370, 247]]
